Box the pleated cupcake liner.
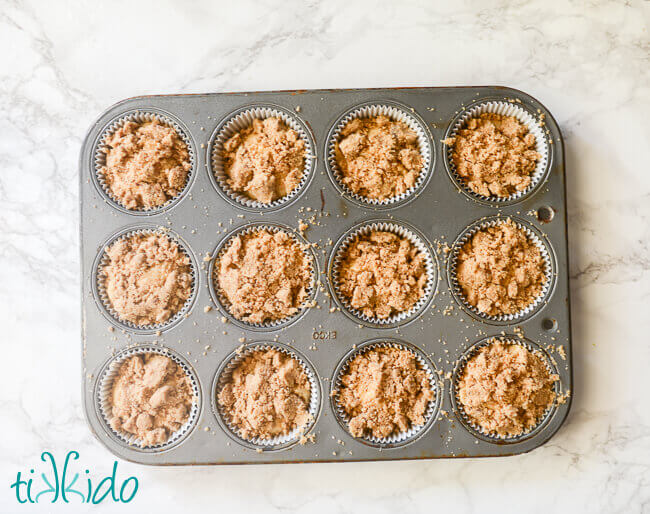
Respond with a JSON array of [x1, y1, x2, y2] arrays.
[[331, 339, 441, 448], [208, 223, 317, 331], [329, 220, 437, 328], [443, 100, 551, 205], [212, 342, 320, 450], [208, 105, 316, 211], [326, 102, 433, 208], [450, 335, 561, 443], [447, 216, 555, 324], [96, 345, 201, 451], [94, 226, 198, 333], [93, 110, 195, 214]]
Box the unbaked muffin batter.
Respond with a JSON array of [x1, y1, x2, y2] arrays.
[[455, 219, 547, 316], [215, 229, 312, 324], [337, 230, 427, 319], [102, 232, 193, 326], [218, 349, 311, 439], [336, 347, 433, 439], [109, 353, 194, 446], [223, 117, 305, 204], [445, 113, 541, 198], [335, 115, 423, 201], [101, 119, 191, 209], [457, 340, 558, 437]]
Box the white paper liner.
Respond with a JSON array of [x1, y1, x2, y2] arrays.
[[448, 217, 554, 324], [331, 340, 440, 447], [443, 100, 550, 204], [93, 110, 195, 213], [451, 336, 560, 443], [330, 221, 436, 327], [213, 343, 320, 449], [95, 226, 197, 332], [209, 223, 317, 330], [209, 106, 315, 210], [96, 345, 201, 451], [326, 103, 433, 207]]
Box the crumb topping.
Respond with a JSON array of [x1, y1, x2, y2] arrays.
[[337, 230, 427, 319], [103, 233, 192, 326], [456, 219, 547, 316], [336, 347, 434, 439], [101, 119, 191, 209], [216, 229, 312, 324], [457, 340, 558, 437], [335, 115, 423, 201], [445, 113, 541, 198], [218, 349, 311, 439], [223, 117, 305, 204], [109, 354, 194, 446]]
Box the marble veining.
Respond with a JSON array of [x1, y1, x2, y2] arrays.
[[1, 0, 648, 512]]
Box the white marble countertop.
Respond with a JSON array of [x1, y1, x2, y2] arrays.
[[1, 0, 648, 512]]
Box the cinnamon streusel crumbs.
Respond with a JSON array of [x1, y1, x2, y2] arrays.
[[336, 347, 434, 439], [218, 349, 311, 439], [457, 340, 558, 437], [455, 219, 547, 316], [445, 113, 541, 198], [109, 353, 194, 446], [223, 117, 305, 204], [103, 233, 193, 326], [335, 116, 423, 201], [101, 119, 191, 209], [337, 230, 427, 319], [216, 229, 312, 324]]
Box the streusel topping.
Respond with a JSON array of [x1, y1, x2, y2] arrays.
[[101, 119, 191, 209]]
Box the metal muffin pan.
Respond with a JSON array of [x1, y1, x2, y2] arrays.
[[80, 87, 572, 465]]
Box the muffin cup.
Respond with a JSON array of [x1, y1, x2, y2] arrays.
[[93, 225, 198, 334], [212, 342, 321, 451], [208, 222, 318, 331], [443, 99, 551, 205], [93, 109, 196, 214], [447, 216, 555, 325], [95, 345, 201, 452], [329, 220, 437, 328], [208, 105, 316, 211], [450, 335, 561, 443], [331, 339, 441, 448], [326, 101, 434, 209]]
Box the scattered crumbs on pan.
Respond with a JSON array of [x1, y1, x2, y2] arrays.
[[298, 432, 316, 445]]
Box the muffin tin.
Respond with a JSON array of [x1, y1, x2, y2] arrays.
[[80, 87, 572, 464]]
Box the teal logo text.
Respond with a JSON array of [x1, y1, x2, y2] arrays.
[[10, 451, 138, 504]]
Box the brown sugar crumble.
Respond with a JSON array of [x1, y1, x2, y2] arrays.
[[445, 113, 541, 198], [109, 354, 194, 446], [101, 119, 191, 209], [103, 233, 193, 326], [336, 347, 434, 439], [215, 229, 312, 324], [335, 116, 423, 201], [455, 219, 547, 316], [223, 117, 305, 204], [337, 230, 427, 319], [457, 340, 558, 437], [218, 349, 311, 439]]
